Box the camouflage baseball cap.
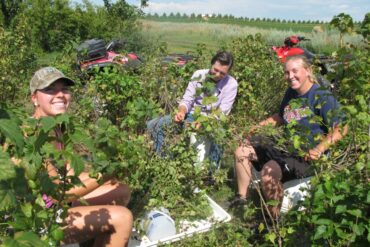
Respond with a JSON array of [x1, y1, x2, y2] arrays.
[[30, 67, 75, 94]]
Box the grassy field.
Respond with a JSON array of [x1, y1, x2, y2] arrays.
[[140, 20, 364, 54]]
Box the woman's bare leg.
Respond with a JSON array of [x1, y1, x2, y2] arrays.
[[261, 160, 284, 219], [73, 179, 131, 207], [234, 140, 257, 198], [63, 205, 133, 247]]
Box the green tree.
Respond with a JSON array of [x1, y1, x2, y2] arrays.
[[330, 13, 354, 47], [359, 12, 370, 42], [0, 0, 23, 27]]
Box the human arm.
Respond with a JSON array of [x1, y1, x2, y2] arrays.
[[175, 71, 203, 122], [248, 113, 284, 135], [305, 124, 348, 161], [45, 161, 104, 202]]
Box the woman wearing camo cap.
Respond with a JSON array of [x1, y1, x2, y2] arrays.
[[30, 67, 133, 247]]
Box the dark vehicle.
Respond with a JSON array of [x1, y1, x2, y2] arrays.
[[77, 39, 143, 72]]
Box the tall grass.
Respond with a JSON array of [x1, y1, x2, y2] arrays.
[[140, 20, 365, 54]]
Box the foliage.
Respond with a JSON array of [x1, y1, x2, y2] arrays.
[[359, 12, 370, 42], [3, 0, 144, 52], [330, 13, 355, 47], [0, 16, 36, 104], [225, 34, 286, 136], [0, 10, 369, 247], [0, 0, 24, 27]]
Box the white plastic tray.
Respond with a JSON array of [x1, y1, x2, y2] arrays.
[[128, 195, 231, 247]]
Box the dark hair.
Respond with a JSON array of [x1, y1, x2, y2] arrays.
[[211, 51, 234, 70]]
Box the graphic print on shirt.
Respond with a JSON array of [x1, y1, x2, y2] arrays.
[[283, 104, 312, 124]]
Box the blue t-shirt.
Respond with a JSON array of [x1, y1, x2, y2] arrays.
[[279, 84, 342, 147]]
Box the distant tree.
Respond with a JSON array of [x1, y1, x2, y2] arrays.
[[190, 13, 195, 19], [153, 13, 159, 18], [217, 13, 222, 19], [196, 13, 201, 19], [162, 12, 167, 18], [256, 17, 260, 22], [330, 13, 354, 47], [175, 12, 181, 18], [245, 17, 249, 22], [182, 13, 188, 18], [359, 12, 370, 41]]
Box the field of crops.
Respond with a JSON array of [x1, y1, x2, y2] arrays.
[[140, 20, 365, 54]]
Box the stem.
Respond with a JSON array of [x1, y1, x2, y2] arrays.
[[241, 163, 282, 246]]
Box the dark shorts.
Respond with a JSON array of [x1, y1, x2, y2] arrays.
[[250, 136, 313, 183]]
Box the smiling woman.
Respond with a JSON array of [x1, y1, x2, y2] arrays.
[[29, 67, 133, 247]]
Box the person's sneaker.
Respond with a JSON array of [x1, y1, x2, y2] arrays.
[[228, 194, 248, 208]]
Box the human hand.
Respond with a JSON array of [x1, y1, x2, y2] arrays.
[[304, 148, 322, 161], [174, 111, 186, 123], [191, 122, 201, 130]]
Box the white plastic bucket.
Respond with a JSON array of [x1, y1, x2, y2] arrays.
[[281, 176, 312, 213], [141, 208, 176, 242]]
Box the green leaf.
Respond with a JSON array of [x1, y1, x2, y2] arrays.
[[353, 224, 365, 236], [355, 162, 365, 171], [0, 109, 24, 150], [293, 135, 300, 149], [21, 203, 33, 218], [70, 155, 84, 176], [315, 218, 333, 225], [36, 210, 48, 220], [55, 114, 70, 125], [196, 115, 209, 123], [335, 205, 347, 214], [51, 225, 64, 241], [0, 186, 17, 210], [266, 199, 279, 206], [40, 117, 56, 132], [347, 209, 362, 217], [265, 232, 276, 243], [0, 150, 16, 180], [314, 225, 327, 240], [4, 231, 49, 247], [258, 223, 265, 233]]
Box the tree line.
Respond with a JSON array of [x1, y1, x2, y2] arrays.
[[145, 12, 345, 25]]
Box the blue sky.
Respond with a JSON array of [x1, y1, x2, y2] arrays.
[[121, 0, 369, 21]]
